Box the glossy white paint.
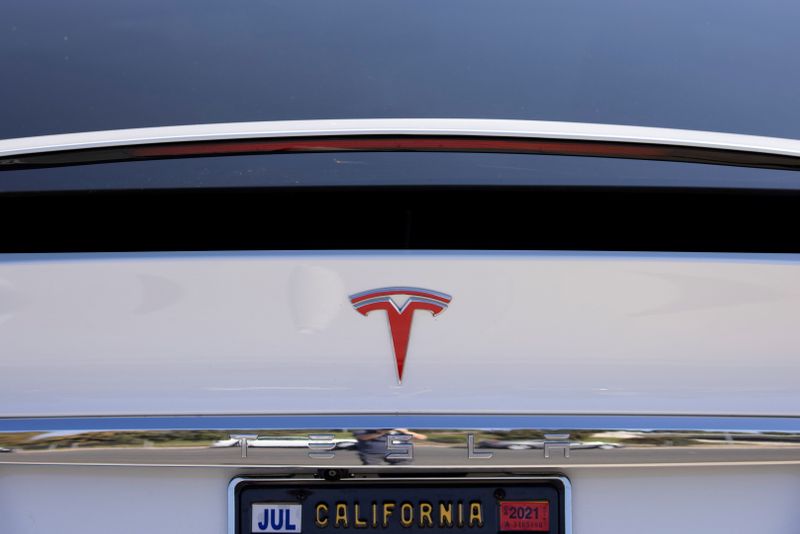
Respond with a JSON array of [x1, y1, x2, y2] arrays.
[[1, 251, 799, 417], [1, 465, 799, 534]]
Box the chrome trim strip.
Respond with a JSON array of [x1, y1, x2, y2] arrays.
[[2, 414, 800, 432], [2, 118, 800, 158], [226, 476, 573, 534], [562, 475, 573, 534], [1, 414, 799, 468]]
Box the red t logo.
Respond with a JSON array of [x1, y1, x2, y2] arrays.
[[350, 287, 452, 383]]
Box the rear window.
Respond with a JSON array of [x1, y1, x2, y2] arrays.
[[2, 0, 800, 139], [2, 152, 800, 193]]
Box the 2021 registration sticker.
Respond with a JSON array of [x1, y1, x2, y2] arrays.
[[499, 502, 549, 532]]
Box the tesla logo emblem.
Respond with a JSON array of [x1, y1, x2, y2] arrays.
[[349, 287, 452, 383]]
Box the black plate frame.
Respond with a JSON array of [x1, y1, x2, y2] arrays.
[[228, 476, 572, 534]]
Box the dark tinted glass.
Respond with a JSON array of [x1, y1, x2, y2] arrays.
[[2, 152, 800, 192], [2, 0, 800, 139]]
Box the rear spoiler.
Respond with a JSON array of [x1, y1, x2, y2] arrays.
[[2, 118, 800, 170]]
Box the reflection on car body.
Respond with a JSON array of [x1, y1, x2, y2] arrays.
[[212, 436, 357, 449], [353, 428, 428, 465], [478, 439, 623, 451]]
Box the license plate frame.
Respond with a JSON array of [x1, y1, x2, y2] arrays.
[[229, 476, 571, 534]]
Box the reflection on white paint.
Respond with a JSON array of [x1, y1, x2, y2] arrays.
[[288, 265, 345, 333], [0, 278, 25, 326]]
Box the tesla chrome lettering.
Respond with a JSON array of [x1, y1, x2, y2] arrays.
[[349, 287, 452, 383], [223, 432, 582, 462], [230, 433, 258, 458], [308, 434, 336, 459], [385, 434, 414, 460], [543, 434, 573, 459], [467, 433, 493, 459]]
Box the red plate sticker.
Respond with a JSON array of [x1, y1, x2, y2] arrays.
[[499, 501, 550, 532]]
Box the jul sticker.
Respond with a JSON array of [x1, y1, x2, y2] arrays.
[[252, 503, 302, 533]]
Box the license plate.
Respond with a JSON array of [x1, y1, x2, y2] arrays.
[[230, 477, 569, 534]]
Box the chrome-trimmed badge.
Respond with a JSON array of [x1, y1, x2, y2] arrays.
[[349, 287, 452, 383]]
